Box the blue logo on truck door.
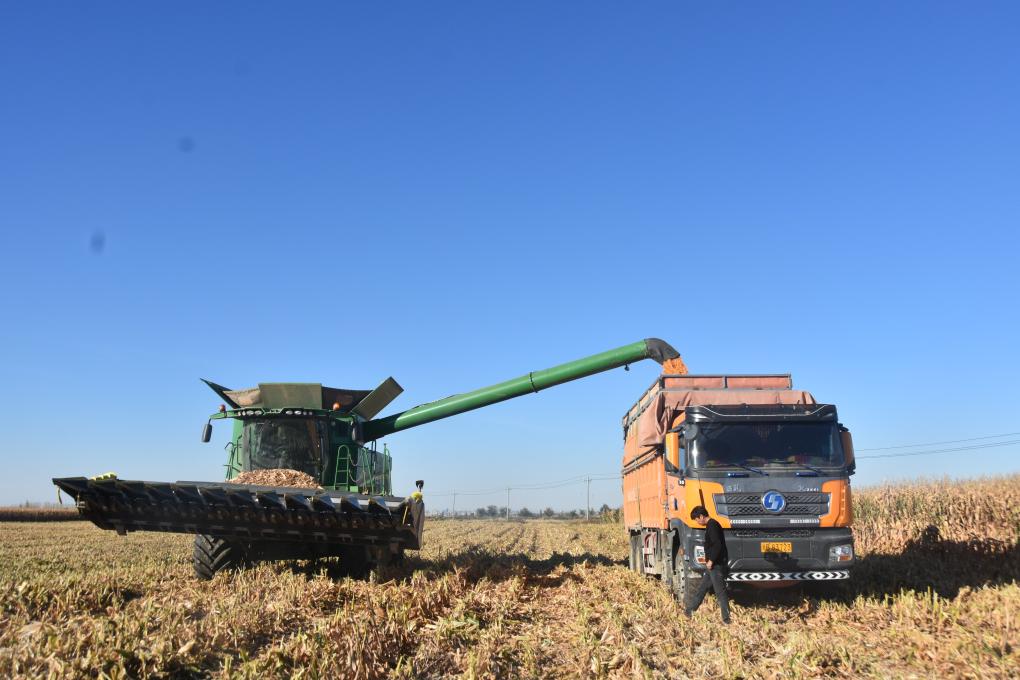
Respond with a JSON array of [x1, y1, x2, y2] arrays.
[[762, 491, 786, 513]]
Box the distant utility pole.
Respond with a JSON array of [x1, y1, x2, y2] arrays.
[[586, 476, 592, 521], [506, 487, 511, 520], [452, 491, 457, 517]]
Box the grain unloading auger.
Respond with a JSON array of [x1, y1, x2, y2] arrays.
[[54, 339, 680, 578]]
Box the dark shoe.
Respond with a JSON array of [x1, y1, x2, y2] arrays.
[[683, 610, 693, 619], [722, 618, 731, 625]]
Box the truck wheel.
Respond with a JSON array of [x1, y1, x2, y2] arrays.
[[659, 534, 673, 589], [628, 533, 641, 572], [193, 534, 242, 580], [672, 563, 691, 607], [668, 540, 691, 607]]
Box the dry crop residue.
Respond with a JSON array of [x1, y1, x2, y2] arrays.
[[1, 475, 1018, 678]]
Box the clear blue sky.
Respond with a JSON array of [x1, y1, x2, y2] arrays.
[[1, 2, 1017, 510]]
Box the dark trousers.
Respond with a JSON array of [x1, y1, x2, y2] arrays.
[[686, 566, 730, 622]]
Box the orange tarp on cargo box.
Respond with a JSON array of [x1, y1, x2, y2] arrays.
[[631, 388, 816, 452], [661, 375, 792, 390]]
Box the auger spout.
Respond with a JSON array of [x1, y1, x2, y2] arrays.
[[362, 338, 680, 441]]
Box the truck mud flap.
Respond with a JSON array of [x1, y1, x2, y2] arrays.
[[52, 477, 424, 549]]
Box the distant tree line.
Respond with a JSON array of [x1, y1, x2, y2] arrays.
[[428, 504, 621, 522]]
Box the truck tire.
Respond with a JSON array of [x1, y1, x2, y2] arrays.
[[665, 534, 690, 607], [659, 532, 673, 589], [628, 532, 641, 572], [193, 534, 243, 580], [671, 561, 691, 608]]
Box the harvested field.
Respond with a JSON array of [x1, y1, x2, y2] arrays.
[[2, 476, 1018, 678]]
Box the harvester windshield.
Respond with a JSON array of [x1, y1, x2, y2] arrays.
[[239, 418, 324, 477], [691, 422, 845, 470]]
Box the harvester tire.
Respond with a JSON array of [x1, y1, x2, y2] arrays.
[[340, 545, 370, 579], [193, 534, 243, 580]]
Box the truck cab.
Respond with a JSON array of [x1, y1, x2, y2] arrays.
[[671, 404, 855, 583]]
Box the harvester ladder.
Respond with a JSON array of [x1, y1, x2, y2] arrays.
[[334, 444, 357, 491]]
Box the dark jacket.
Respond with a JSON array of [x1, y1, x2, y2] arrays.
[[704, 518, 728, 566]]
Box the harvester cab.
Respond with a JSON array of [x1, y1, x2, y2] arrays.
[[200, 379, 400, 495], [54, 338, 681, 579]]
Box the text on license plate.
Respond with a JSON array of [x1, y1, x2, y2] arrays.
[[761, 541, 793, 553]]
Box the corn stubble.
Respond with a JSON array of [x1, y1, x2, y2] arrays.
[[2, 476, 1018, 679]]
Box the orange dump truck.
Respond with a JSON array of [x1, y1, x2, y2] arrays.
[[622, 372, 855, 601]]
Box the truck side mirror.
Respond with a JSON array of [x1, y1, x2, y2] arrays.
[[665, 431, 681, 471], [840, 428, 855, 474], [201, 422, 213, 443]]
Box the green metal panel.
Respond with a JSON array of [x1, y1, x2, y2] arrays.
[[363, 338, 678, 440], [351, 377, 404, 420]]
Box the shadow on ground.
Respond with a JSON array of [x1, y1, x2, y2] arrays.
[[283, 549, 617, 587], [732, 525, 1020, 608], [406, 549, 616, 587], [282, 525, 1018, 603], [838, 525, 1020, 600]]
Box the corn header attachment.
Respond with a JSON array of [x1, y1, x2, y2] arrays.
[[54, 338, 679, 579], [52, 477, 425, 549]]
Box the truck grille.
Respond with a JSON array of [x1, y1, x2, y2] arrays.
[[714, 492, 830, 517], [722, 493, 826, 504], [733, 529, 814, 538]]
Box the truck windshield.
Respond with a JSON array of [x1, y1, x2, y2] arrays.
[[239, 418, 323, 477], [690, 422, 844, 470]]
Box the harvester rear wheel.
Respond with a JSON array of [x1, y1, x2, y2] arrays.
[[339, 545, 370, 579], [193, 534, 243, 580]]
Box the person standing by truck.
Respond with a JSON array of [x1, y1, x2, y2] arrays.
[[685, 506, 731, 624]]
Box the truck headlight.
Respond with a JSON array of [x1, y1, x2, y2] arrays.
[[694, 545, 706, 564], [829, 544, 853, 562]]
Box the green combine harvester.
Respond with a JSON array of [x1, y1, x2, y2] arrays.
[[54, 339, 679, 579]]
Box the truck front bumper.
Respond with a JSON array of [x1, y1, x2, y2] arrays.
[[687, 527, 855, 581]]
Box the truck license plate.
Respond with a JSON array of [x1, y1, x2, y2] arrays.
[[761, 541, 792, 553]]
